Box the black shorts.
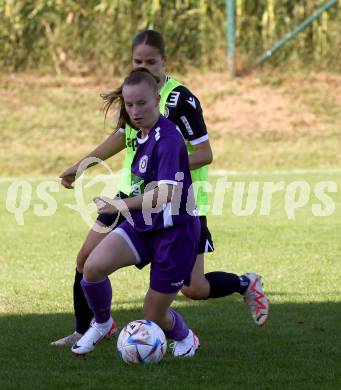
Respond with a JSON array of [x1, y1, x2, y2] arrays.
[[97, 194, 214, 255], [197, 216, 214, 254], [96, 192, 128, 229]]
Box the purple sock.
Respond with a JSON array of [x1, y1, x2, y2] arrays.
[[164, 309, 189, 341], [80, 277, 112, 324]]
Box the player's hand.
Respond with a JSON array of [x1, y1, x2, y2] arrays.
[[93, 196, 119, 214], [59, 166, 78, 189]]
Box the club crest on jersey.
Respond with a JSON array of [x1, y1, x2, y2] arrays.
[[139, 155, 148, 173]]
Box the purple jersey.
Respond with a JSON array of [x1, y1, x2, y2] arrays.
[[129, 115, 197, 232]]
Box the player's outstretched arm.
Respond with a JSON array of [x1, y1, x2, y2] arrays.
[[59, 130, 125, 189]]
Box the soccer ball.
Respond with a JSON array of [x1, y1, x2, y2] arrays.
[[117, 320, 167, 364]]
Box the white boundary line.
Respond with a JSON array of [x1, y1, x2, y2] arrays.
[[1, 168, 341, 182]]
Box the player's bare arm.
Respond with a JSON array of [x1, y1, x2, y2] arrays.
[[188, 140, 213, 170], [59, 130, 125, 189], [94, 183, 173, 214]]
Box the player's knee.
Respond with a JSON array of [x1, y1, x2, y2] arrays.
[[83, 260, 93, 280], [83, 259, 104, 282]]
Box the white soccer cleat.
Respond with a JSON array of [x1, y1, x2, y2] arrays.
[[71, 318, 117, 356], [50, 331, 82, 347], [243, 273, 269, 326], [171, 329, 199, 357]]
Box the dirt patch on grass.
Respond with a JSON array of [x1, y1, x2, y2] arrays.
[[1, 71, 340, 174], [1, 71, 339, 139], [182, 71, 340, 138]]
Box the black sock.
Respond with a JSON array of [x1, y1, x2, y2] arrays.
[[73, 269, 93, 334], [238, 274, 250, 294], [206, 272, 245, 298]]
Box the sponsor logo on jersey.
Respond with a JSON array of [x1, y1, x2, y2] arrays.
[[164, 106, 169, 118], [180, 115, 194, 136], [127, 137, 138, 151], [167, 91, 180, 107], [131, 173, 145, 195], [139, 155, 148, 173], [186, 96, 196, 109], [171, 279, 184, 287]]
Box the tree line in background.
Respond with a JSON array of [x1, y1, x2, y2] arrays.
[[1, 0, 340, 75]]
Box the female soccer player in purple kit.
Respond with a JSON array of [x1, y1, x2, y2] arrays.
[[71, 68, 200, 356], [52, 29, 269, 348]]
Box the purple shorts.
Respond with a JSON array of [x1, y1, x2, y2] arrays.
[[114, 218, 200, 294]]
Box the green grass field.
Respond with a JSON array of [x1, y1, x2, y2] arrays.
[[1, 172, 340, 390]]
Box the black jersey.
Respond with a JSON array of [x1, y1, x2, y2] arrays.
[[164, 84, 209, 146]]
